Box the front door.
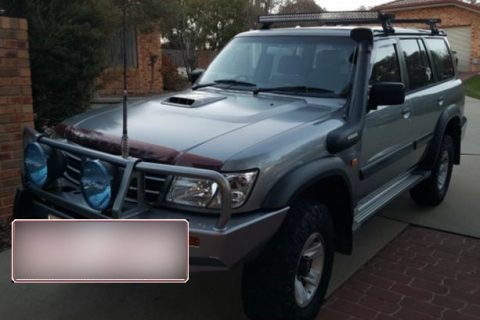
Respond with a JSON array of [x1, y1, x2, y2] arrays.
[[358, 40, 413, 199]]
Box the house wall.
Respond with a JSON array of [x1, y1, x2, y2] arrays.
[[0, 17, 34, 222], [388, 6, 480, 72], [197, 50, 217, 69], [97, 31, 163, 96]]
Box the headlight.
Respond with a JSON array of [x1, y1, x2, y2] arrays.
[[166, 171, 257, 209], [80, 160, 112, 211], [24, 142, 48, 187]]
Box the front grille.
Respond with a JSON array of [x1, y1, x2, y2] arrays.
[[63, 151, 168, 204], [125, 175, 168, 204], [64, 151, 82, 183]]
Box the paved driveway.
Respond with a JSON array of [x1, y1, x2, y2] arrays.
[[0, 98, 478, 320], [319, 227, 480, 320]]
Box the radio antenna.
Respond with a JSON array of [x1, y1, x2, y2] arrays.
[[121, 0, 129, 159]]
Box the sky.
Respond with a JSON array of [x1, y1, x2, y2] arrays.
[[316, 0, 391, 11]]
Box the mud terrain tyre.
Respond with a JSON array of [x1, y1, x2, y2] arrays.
[[242, 200, 334, 320], [410, 134, 454, 206]]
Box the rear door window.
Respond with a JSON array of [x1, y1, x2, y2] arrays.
[[400, 39, 434, 90], [370, 44, 401, 83], [425, 38, 455, 81]]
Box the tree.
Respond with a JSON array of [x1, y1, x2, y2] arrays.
[[161, 0, 251, 75], [196, 0, 251, 50], [278, 0, 323, 13], [246, 0, 281, 28], [275, 0, 323, 27]]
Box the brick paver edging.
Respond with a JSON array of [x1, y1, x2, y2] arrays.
[[318, 227, 480, 320]]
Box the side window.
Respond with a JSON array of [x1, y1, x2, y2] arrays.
[[370, 44, 401, 84], [426, 38, 455, 80], [400, 39, 434, 90]]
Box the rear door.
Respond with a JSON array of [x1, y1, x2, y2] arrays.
[[358, 39, 414, 198], [397, 38, 438, 168], [401, 37, 459, 167]]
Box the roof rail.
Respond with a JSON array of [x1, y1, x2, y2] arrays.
[[257, 11, 442, 35]]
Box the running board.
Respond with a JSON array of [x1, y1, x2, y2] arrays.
[[353, 171, 430, 230]]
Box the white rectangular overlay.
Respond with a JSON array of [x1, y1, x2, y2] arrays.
[[12, 219, 189, 283]]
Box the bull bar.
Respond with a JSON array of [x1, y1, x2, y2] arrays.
[[23, 127, 233, 230]]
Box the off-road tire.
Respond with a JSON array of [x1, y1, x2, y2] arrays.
[[241, 200, 335, 320], [410, 134, 454, 206]]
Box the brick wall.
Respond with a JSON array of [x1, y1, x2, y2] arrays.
[[388, 5, 480, 72], [0, 17, 34, 222], [97, 30, 163, 96], [197, 50, 217, 69]]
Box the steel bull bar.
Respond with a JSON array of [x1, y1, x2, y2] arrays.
[[25, 127, 233, 230]]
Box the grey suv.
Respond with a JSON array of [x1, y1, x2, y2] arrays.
[[14, 12, 467, 320]]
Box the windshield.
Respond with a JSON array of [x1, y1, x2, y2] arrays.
[[198, 36, 357, 97]]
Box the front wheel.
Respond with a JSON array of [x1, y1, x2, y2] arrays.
[[410, 134, 454, 206], [241, 200, 335, 320]]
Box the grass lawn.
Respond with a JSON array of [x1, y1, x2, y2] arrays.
[[465, 75, 480, 99]]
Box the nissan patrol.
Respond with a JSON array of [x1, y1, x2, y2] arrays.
[[14, 11, 467, 320]]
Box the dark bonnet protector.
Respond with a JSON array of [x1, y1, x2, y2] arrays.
[[55, 124, 224, 170]]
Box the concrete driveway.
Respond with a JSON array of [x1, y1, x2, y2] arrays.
[[380, 97, 480, 238], [0, 98, 478, 320]]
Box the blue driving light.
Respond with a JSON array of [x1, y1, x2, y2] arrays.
[[80, 160, 112, 211], [24, 142, 48, 187]]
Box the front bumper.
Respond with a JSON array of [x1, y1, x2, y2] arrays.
[[14, 188, 287, 271]]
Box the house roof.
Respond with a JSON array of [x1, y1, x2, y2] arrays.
[[374, 0, 480, 13]]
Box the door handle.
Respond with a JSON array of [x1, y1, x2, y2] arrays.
[[401, 107, 411, 119], [438, 97, 444, 107]]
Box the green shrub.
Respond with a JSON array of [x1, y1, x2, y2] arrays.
[[1, 0, 119, 127]]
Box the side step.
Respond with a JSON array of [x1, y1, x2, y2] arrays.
[[353, 171, 430, 230]]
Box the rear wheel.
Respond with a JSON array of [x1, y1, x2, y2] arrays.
[[410, 134, 454, 206], [242, 200, 334, 320]]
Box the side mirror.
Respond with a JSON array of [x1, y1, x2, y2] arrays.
[[368, 82, 406, 111], [190, 69, 205, 85]]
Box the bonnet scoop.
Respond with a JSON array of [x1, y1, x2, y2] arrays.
[[163, 91, 226, 108]]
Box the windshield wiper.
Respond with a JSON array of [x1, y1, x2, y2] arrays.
[[192, 79, 257, 90], [253, 86, 334, 95]]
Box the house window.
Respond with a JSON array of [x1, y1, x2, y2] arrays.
[[106, 26, 138, 68]]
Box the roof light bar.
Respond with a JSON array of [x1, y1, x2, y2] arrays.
[[258, 11, 381, 25], [258, 11, 442, 35], [258, 11, 391, 30]]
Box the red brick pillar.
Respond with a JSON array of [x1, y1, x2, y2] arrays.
[[0, 17, 34, 222]]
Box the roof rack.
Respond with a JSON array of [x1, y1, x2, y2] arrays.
[[258, 11, 442, 35]]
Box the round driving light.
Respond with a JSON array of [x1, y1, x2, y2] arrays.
[[24, 142, 48, 187], [80, 160, 112, 211]]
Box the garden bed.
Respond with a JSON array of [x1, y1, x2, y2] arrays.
[[0, 221, 11, 252]]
